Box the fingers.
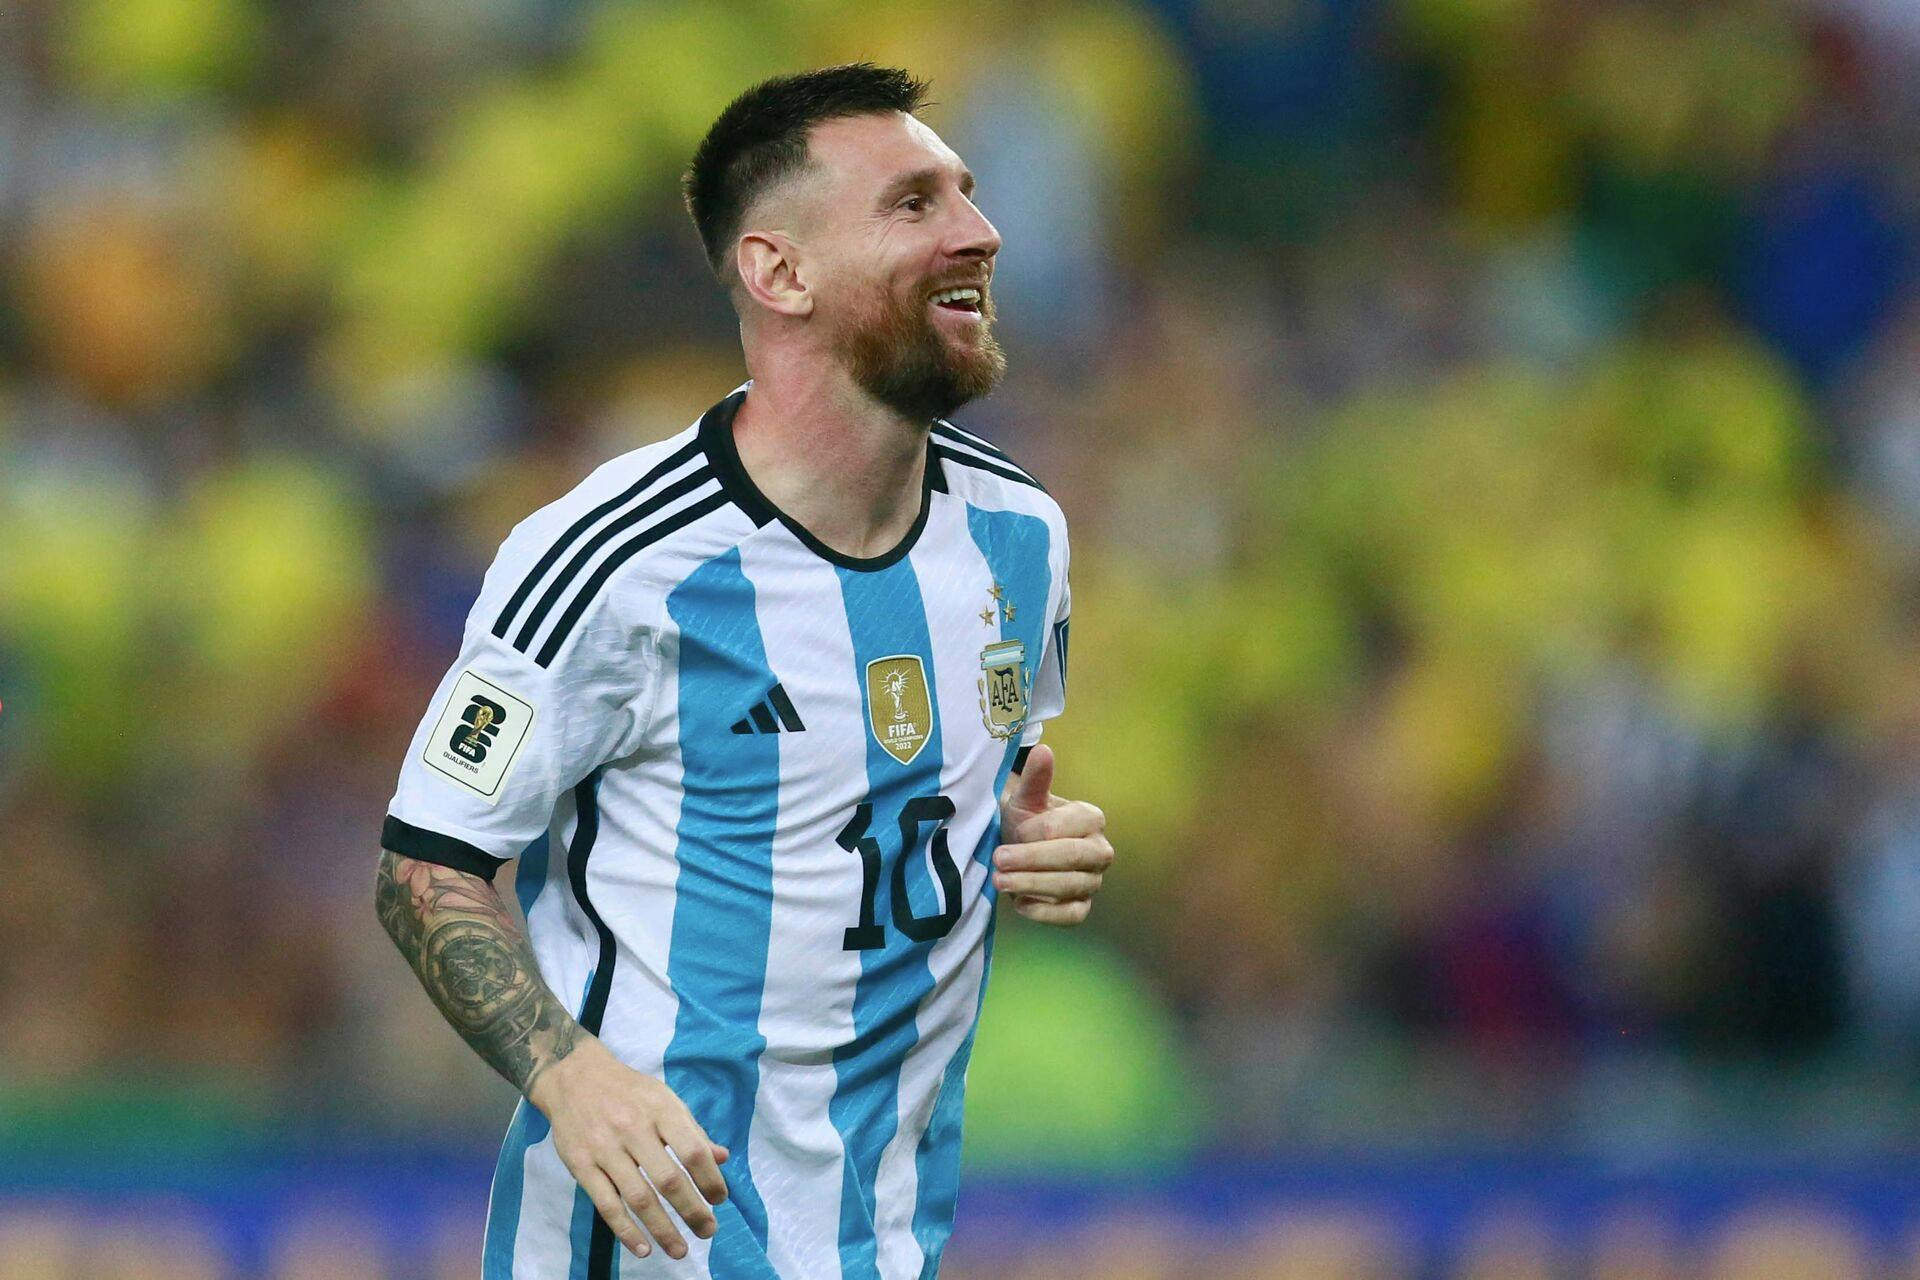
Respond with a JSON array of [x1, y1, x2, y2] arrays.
[[994, 831, 1114, 875], [1001, 799, 1105, 845], [992, 869, 1102, 902], [660, 1114, 730, 1209], [578, 1167, 651, 1259], [614, 1150, 692, 1259], [1010, 895, 1093, 926], [633, 1143, 718, 1251], [1003, 743, 1055, 811]]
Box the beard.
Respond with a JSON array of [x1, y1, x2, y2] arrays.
[[832, 279, 1007, 422]]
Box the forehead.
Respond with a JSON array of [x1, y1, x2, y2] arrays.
[[805, 112, 965, 195]]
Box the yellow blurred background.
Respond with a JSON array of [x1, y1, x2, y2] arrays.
[[6, 0, 1920, 1274]]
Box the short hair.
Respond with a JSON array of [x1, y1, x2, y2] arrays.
[[683, 63, 930, 284]]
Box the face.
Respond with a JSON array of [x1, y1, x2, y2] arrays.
[[796, 112, 1006, 421]]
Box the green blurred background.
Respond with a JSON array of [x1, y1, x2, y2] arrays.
[[6, 0, 1920, 1274]]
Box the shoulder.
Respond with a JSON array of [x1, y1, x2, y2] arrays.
[[478, 417, 749, 669], [930, 418, 1066, 533]]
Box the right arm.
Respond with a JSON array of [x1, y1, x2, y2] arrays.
[[374, 848, 580, 1094], [375, 848, 729, 1260], [378, 471, 729, 1259]]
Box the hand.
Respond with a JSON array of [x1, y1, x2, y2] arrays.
[[994, 744, 1113, 926], [529, 1036, 731, 1260]]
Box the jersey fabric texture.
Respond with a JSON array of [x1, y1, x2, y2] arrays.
[[382, 386, 1070, 1280]]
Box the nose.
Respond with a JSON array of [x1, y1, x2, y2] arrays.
[[950, 196, 1001, 263]]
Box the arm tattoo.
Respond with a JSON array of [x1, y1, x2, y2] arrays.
[[376, 849, 581, 1095]]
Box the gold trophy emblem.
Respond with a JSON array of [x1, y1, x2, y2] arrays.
[[865, 655, 932, 765], [463, 704, 496, 747]]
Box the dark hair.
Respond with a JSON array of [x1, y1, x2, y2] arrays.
[[683, 63, 929, 282]]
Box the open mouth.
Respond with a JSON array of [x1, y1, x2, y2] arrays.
[[930, 286, 983, 315]]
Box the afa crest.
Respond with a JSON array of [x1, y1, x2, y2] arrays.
[[866, 654, 933, 766], [978, 638, 1032, 740]]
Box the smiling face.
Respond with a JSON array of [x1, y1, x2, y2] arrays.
[[779, 112, 1006, 421]]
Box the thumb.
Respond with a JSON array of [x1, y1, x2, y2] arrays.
[[1006, 743, 1054, 812]]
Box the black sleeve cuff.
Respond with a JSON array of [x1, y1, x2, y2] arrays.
[[381, 815, 509, 881], [1011, 744, 1034, 775]]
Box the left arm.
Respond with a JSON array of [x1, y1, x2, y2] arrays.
[[993, 743, 1113, 926]]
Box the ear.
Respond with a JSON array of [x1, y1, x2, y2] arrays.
[[735, 232, 813, 319]]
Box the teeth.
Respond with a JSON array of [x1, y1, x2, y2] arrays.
[[932, 287, 981, 305]]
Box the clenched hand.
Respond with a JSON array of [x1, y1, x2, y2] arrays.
[[994, 744, 1114, 925]]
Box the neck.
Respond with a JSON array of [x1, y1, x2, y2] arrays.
[[731, 351, 931, 560]]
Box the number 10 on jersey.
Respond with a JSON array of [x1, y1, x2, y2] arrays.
[[836, 795, 961, 949]]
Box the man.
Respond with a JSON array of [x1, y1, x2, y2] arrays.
[[376, 63, 1112, 1279]]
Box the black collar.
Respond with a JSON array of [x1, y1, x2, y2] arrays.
[[698, 387, 948, 573]]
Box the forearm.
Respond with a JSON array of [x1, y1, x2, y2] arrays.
[[375, 848, 582, 1096]]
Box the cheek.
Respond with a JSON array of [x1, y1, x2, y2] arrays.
[[814, 264, 889, 322]]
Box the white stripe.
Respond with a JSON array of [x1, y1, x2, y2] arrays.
[[524, 802, 591, 997], [590, 652, 691, 1078], [591, 592, 730, 1280], [584, 641, 691, 1278], [743, 1057, 851, 1277], [736, 540, 867, 1279]]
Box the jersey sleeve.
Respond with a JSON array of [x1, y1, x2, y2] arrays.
[[381, 523, 661, 880], [1018, 531, 1071, 753]]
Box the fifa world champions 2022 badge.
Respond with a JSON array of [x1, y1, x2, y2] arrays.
[[866, 654, 933, 766], [977, 580, 1031, 741]]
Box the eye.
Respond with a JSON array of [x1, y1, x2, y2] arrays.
[[899, 195, 929, 213]]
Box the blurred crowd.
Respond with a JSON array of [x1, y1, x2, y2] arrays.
[[7, 0, 1920, 1165]]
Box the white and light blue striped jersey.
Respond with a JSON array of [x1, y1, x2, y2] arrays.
[[382, 385, 1070, 1280]]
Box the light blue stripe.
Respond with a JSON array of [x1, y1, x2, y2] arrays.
[[662, 547, 779, 1278], [912, 504, 1053, 1276], [829, 559, 949, 1280]]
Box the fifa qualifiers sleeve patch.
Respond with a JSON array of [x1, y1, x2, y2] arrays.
[[423, 670, 536, 802]]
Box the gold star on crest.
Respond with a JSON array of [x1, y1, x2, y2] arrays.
[[987, 582, 1004, 601], [979, 606, 997, 626], [1002, 601, 1017, 622]]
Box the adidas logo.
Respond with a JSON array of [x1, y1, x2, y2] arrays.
[[731, 684, 807, 735]]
